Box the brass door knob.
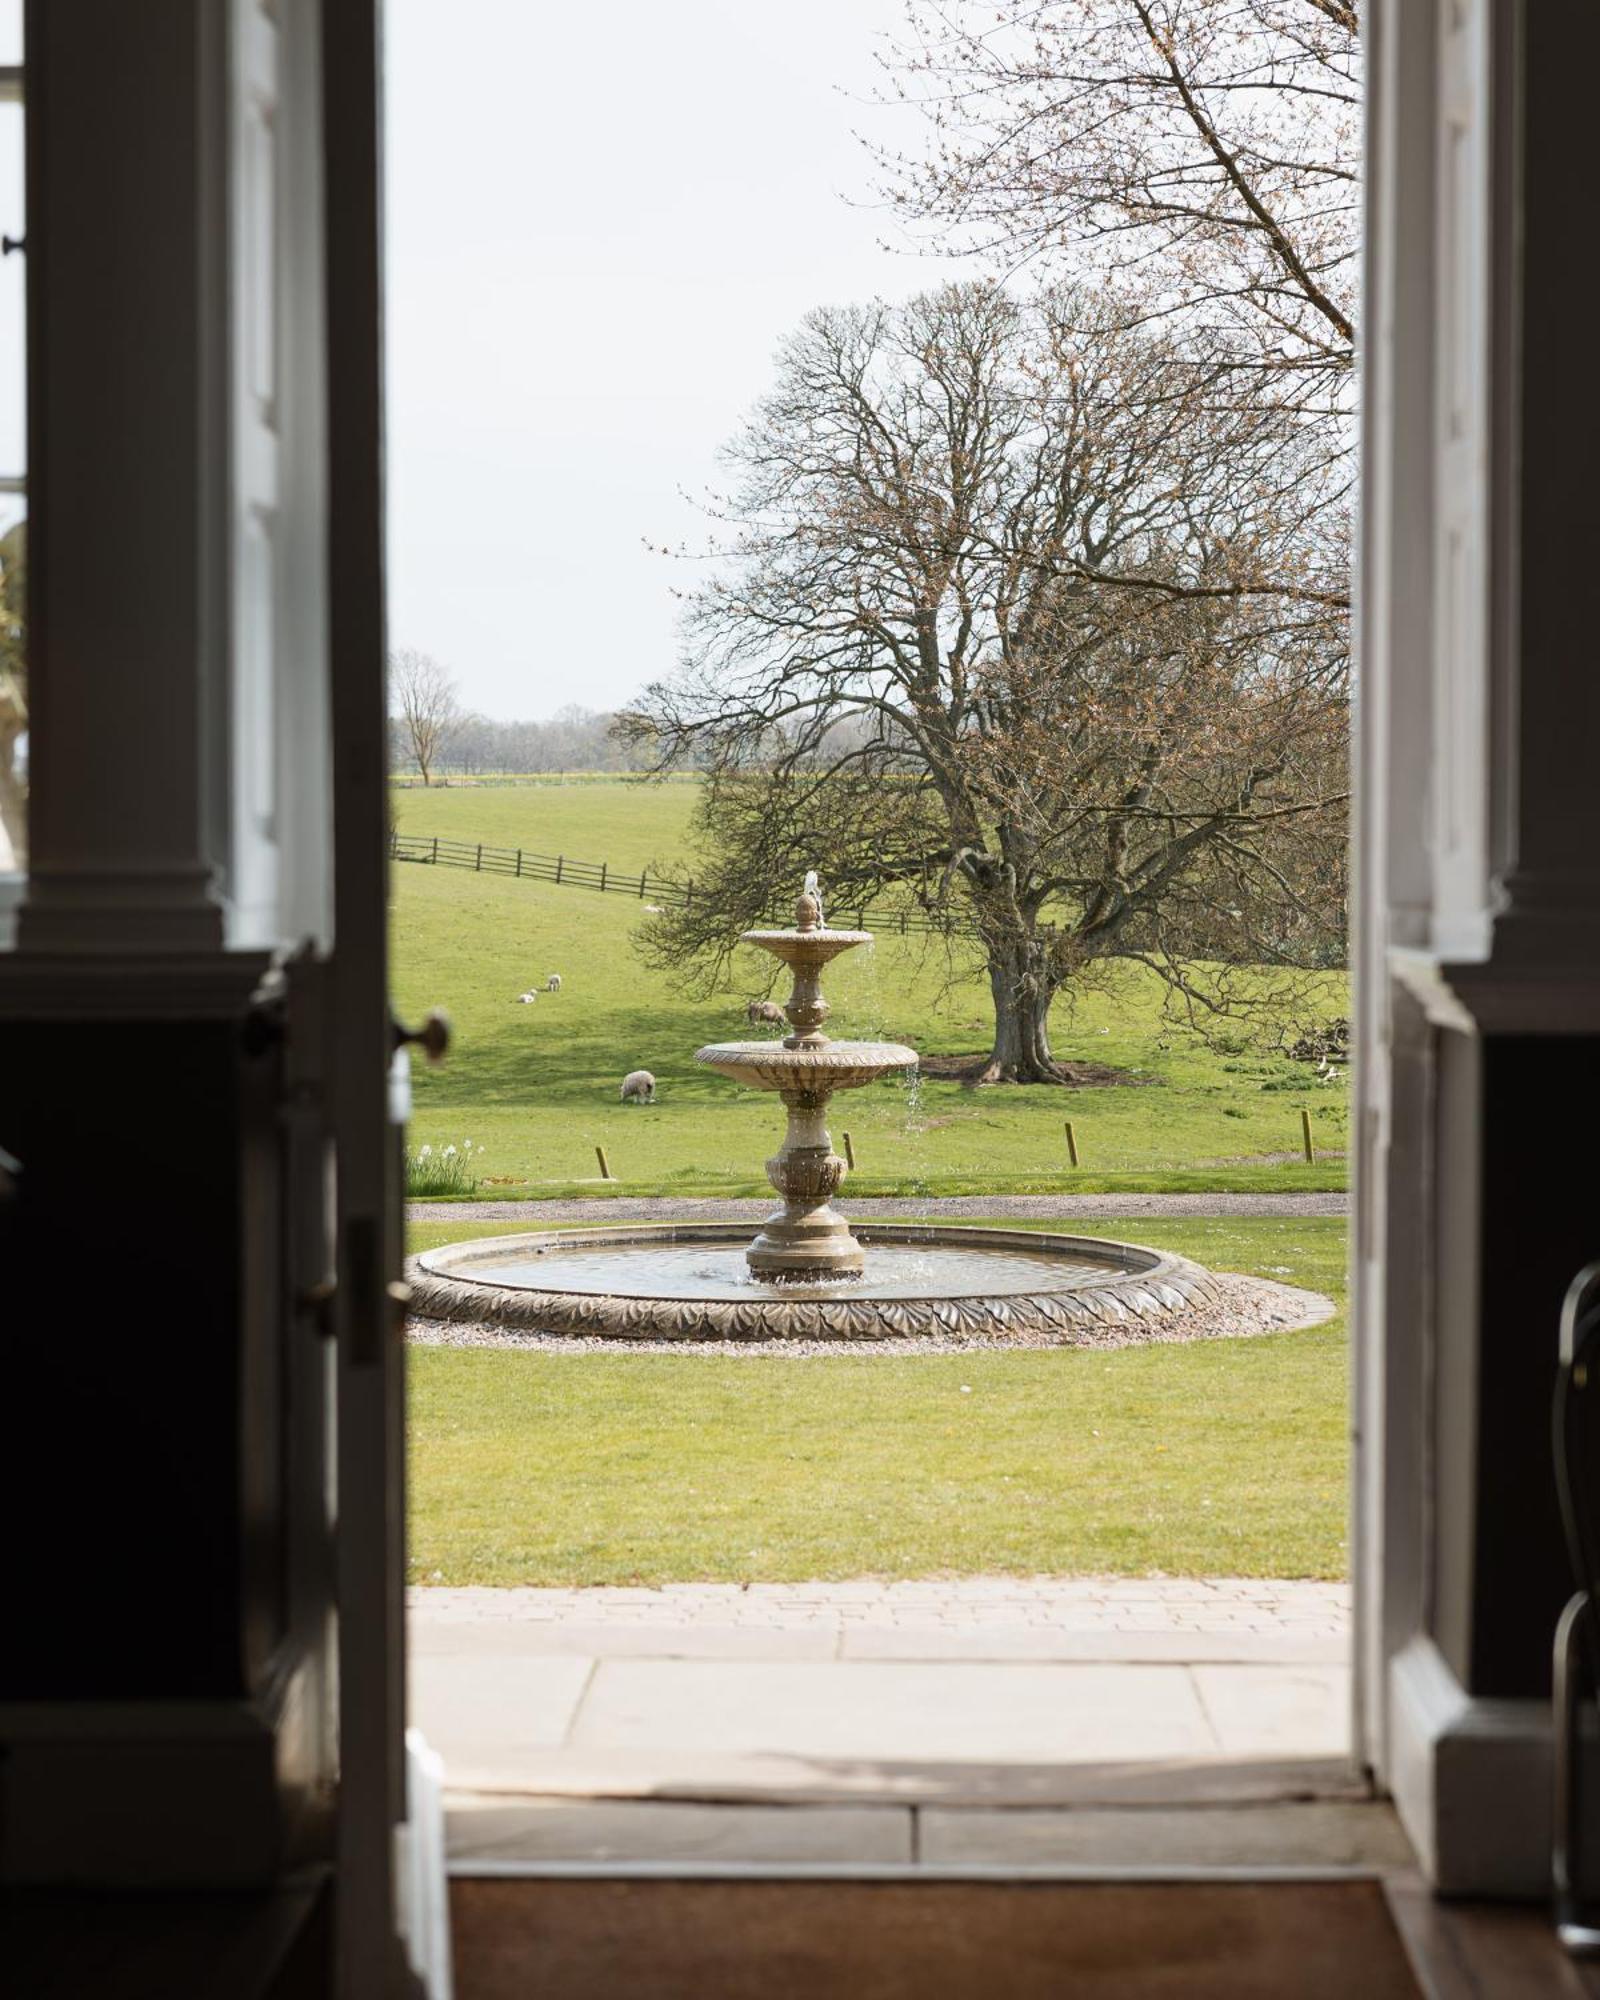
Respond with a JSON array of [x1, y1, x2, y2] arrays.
[[392, 1008, 450, 1065]]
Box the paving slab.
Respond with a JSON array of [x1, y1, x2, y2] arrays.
[[430, 1744, 1364, 1807], [1190, 1664, 1350, 1759], [919, 1801, 1412, 1871], [445, 1796, 914, 1865], [408, 1654, 594, 1760], [569, 1659, 1220, 1765]]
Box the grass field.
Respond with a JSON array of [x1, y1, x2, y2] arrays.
[[390, 780, 1349, 1196], [407, 1214, 1348, 1585]]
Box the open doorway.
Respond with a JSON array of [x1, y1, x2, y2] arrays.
[[383, 0, 1369, 1874]]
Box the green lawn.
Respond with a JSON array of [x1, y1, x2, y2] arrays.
[[391, 779, 1348, 1197], [393, 774, 699, 872], [407, 1215, 1348, 1585]]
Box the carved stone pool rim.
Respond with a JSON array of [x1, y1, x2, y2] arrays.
[[407, 1222, 1223, 1345]]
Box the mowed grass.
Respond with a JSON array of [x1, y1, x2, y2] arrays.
[[407, 1215, 1348, 1585], [390, 780, 1348, 1195], [392, 775, 700, 873]]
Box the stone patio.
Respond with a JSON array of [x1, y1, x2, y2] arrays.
[[410, 1579, 1401, 1870]]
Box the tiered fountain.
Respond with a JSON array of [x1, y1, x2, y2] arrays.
[[408, 876, 1220, 1341], [692, 872, 916, 1281]]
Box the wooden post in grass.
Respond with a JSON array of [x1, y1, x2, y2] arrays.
[[595, 1145, 614, 1181], [475, 843, 482, 870], [600, 861, 608, 893], [1064, 1120, 1079, 1168], [514, 848, 522, 877], [1300, 1108, 1315, 1164], [842, 1131, 856, 1171], [639, 868, 648, 898], [556, 854, 564, 883]]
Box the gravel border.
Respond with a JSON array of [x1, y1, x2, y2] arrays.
[[410, 1191, 1346, 1225], [407, 1271, 1334, 1358]]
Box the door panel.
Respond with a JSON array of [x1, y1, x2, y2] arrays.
[[321, 2, 420, 1991]]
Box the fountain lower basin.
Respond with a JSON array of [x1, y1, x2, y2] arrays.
[[407, 1222, 1221, 1343]]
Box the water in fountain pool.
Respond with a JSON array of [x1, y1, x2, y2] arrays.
[[463, 1238, 1134, 1303]]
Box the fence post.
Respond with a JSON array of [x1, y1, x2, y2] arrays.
[[431, 836, 438, 864], [515, 848, 522, 878], [1064, 1120, 1079, 1168], [475, 843, 482, 871], [595, 1144, 613, 1181], [556, 855, 564, 884], [640, 869, 648, 898], [686, 880, 694, 908], [1301, 1108, 1315, 1164], [600, 862, 608, 893]]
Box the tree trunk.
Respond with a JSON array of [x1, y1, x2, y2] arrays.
[[978, 933, 1061, 1083]]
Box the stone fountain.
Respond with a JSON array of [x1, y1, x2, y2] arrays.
[[406, 874, 1225, 1343], [692, 873, 916, 1281]]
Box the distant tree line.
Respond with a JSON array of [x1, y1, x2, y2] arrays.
[[388, 649, 657, 780]]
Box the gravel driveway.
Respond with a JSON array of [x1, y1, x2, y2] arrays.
[[410, 1191, 1346, 1227]]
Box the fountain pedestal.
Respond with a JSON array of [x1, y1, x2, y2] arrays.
[[748, 1090, 859, 1278], [695, 881, 917, 1282]]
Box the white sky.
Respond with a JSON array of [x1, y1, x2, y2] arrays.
[[384, 0, 971, 721], [0, 4, 973, 718]]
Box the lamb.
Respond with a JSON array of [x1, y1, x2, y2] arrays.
[[746, 998, 784, 1027], [545, 974, 562, 993], [515, 991, 537, 1004], [619, 1069, 656, 1104]]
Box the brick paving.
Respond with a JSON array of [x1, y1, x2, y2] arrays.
[[412, 1576, 1348, 1640]]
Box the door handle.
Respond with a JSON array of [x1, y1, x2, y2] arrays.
[[391, 1008, 450, 1064]]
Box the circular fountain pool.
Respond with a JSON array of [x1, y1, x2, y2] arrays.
[[407, 1222, 1222, 1343]]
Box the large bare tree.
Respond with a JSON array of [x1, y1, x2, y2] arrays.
[[874, 0, 1358, 429], [622, 283, 1347, 1082], [389, 646, 460, 787]]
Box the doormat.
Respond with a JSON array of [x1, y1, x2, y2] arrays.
[[449, 1876, 1418, 1999]]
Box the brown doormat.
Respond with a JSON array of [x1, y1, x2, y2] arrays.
[[451, 1877, 1419, 1999]]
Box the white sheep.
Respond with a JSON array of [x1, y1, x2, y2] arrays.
[[620, 1069, 657, 1104], [545, 973, 562, 993], [515, 991, 537, 1004], [746, 998, 785, 1027]]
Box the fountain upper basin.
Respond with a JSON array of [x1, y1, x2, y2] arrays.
[[694, 1036, 919, 1094], [737, 926, 874, 968]]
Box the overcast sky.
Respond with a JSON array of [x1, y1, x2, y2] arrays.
[[385, 0, 972, 722]]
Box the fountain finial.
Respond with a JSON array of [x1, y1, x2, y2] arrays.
[[796, 870, 823, 932]]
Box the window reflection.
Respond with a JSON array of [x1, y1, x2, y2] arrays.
[[1, 0, 24, 874]]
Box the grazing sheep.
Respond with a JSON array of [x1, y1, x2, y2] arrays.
[[515, 991, 537, 1004], [545, 973, 562, 993], [642, 904, 665, 915], [746, 998, 785, 1027], [620, 1069, 656, 1104]]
